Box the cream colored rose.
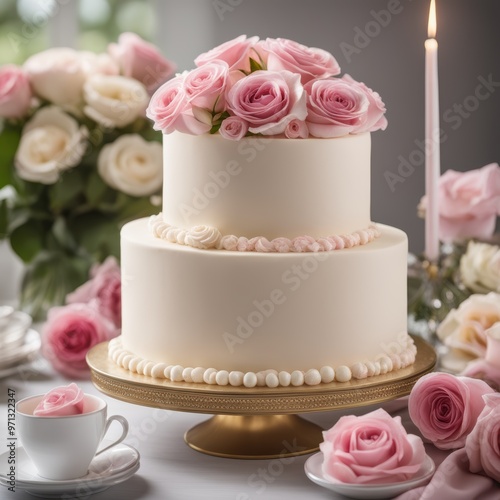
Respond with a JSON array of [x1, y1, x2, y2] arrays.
[[83, 75, 148, 128], [437, 292, 500, 358], [97, 134, 162, 196], [24, 48, 86, 106], [15, 106, 87, 184], [460, 241, 500, 294]]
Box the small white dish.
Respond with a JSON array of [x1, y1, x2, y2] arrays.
[[0, 442, 140, 497], [0, 329, 40, 368], [0, 311, 31, 350], [304, 452, 435, 499], [0, 305, 14, 328]]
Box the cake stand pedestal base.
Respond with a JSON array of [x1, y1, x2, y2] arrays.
[[185, 414, 323, 459], [87, 335, 436, 460]]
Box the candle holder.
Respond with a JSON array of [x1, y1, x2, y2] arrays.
[[408, 242, 470, 358]]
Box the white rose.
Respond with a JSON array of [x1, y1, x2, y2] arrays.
[[83, 75, 148, 128], [460, 241, 500, 293], [23, 48, 87, 106], [97, 134, 162, 196], [15, 106, 87, 184], [437, 292, 500, 358]]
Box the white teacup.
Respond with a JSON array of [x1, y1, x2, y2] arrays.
[[16, 393, 129, 481]]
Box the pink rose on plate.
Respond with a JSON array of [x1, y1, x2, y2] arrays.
[[147, 74, 211, 135], [0, 65, 32, 118], [219, 116, 248, 140], [184, 60, 229, 111], [320, 408, 425, 484], [226, 70, 306, 135], [264, 38, 340, 84], [465, 393, 500, 482], [342, 74, 388, 133], [408, 372, 495, 450], [194, 34, 259, 72], [109, 32, 176, 94], [304, 78, 369, 138], [33, 383, 84, 417], [42, 303, 116, 379], [66, 256, 122, 328], [430, 163, 500, 242]]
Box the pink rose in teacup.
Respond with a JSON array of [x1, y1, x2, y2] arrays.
[[304, 77, 369, 138], [320, 408, 425, 484], [430, 163, 500, 242], [0, 64, 32, 119], [408, 372, 495, 450], [108, 32, 176, 94], [465, 393, 500, 482], [33, 383, 84, 417], [226, 69, 306, 136], [264, 37, 340, 84], [194, 34, 259, 73]]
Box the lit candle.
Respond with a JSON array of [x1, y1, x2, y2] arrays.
[[425, 0, 440, 262]]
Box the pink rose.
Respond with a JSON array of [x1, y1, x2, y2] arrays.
[[219, 116, 248, 140], [147, 74, 211, 135], [320, 408, 425, 484], [184, 61, 229, 111], [434, 163, 500, 242], [194, 34, 260, 72], [66, 257, 122, 328], [264, 38, 340, 84], [285, 119, 308, 138], [226, 70, 306, 135], [465, 393, 500, 482], [33, 383, 84, 417], [108, 32, 176, 94], [42, 303, 116, 379], [0, 65, 32, 118], [408, 372, 495, 450], [463, 324, 500, 391], [304, 78, 369, 138], [342, 74, 388, 133]]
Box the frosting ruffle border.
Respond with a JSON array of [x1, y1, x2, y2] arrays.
[[108, 334, 417, 388], [149, 214, 381, 252]]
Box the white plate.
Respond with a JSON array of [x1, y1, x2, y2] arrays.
[[0, 305, 14, 328], [0, 311, 31, 349], [0, 443, 140, 497], [0, 329, 40, 368], [304, 452, 435, 499]]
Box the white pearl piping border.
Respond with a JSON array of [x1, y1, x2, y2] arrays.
[[108, 335, 417, 387]]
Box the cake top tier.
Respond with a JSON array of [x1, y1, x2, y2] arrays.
[[147, 35, 387, 140]]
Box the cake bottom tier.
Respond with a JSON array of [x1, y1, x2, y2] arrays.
[[114, 219, 414, 387]]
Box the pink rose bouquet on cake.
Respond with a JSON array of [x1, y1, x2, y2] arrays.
[[147, 35, 387, 139], [0, 34, 175, 321]]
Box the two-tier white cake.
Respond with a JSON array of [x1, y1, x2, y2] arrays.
[[109, 36, 416, 388]]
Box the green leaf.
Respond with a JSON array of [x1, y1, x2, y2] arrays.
[[9, 219, 46, 263], [20, 251, 91, 321], [0, 199, 7, 239], [85, 171, 109, 207], [50, 216, 78, 253], [72, 213, 120, 261], [48, 168, 84, 212], [0, 125, 21, 188], [249, 57, 263, 73]]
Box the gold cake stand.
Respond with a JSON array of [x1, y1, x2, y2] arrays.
[[87, 335, 436, 459]]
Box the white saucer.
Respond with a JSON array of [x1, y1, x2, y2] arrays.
[[0, 443, 140, 498], [0, 329, 40, 369], [304, 452, 435, 499]]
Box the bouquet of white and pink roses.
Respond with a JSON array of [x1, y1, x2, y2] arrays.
[[0, 33, 175, 320], [146, 35, 387, 139]]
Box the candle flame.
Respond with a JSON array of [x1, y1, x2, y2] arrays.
[[428, 0, 437, 38]]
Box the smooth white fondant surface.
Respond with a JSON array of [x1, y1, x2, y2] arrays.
[[162, 132, 371, 239], [120, 219, 408, 374]]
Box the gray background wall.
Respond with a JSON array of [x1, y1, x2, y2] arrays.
[[158, 0, 500, 254]]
